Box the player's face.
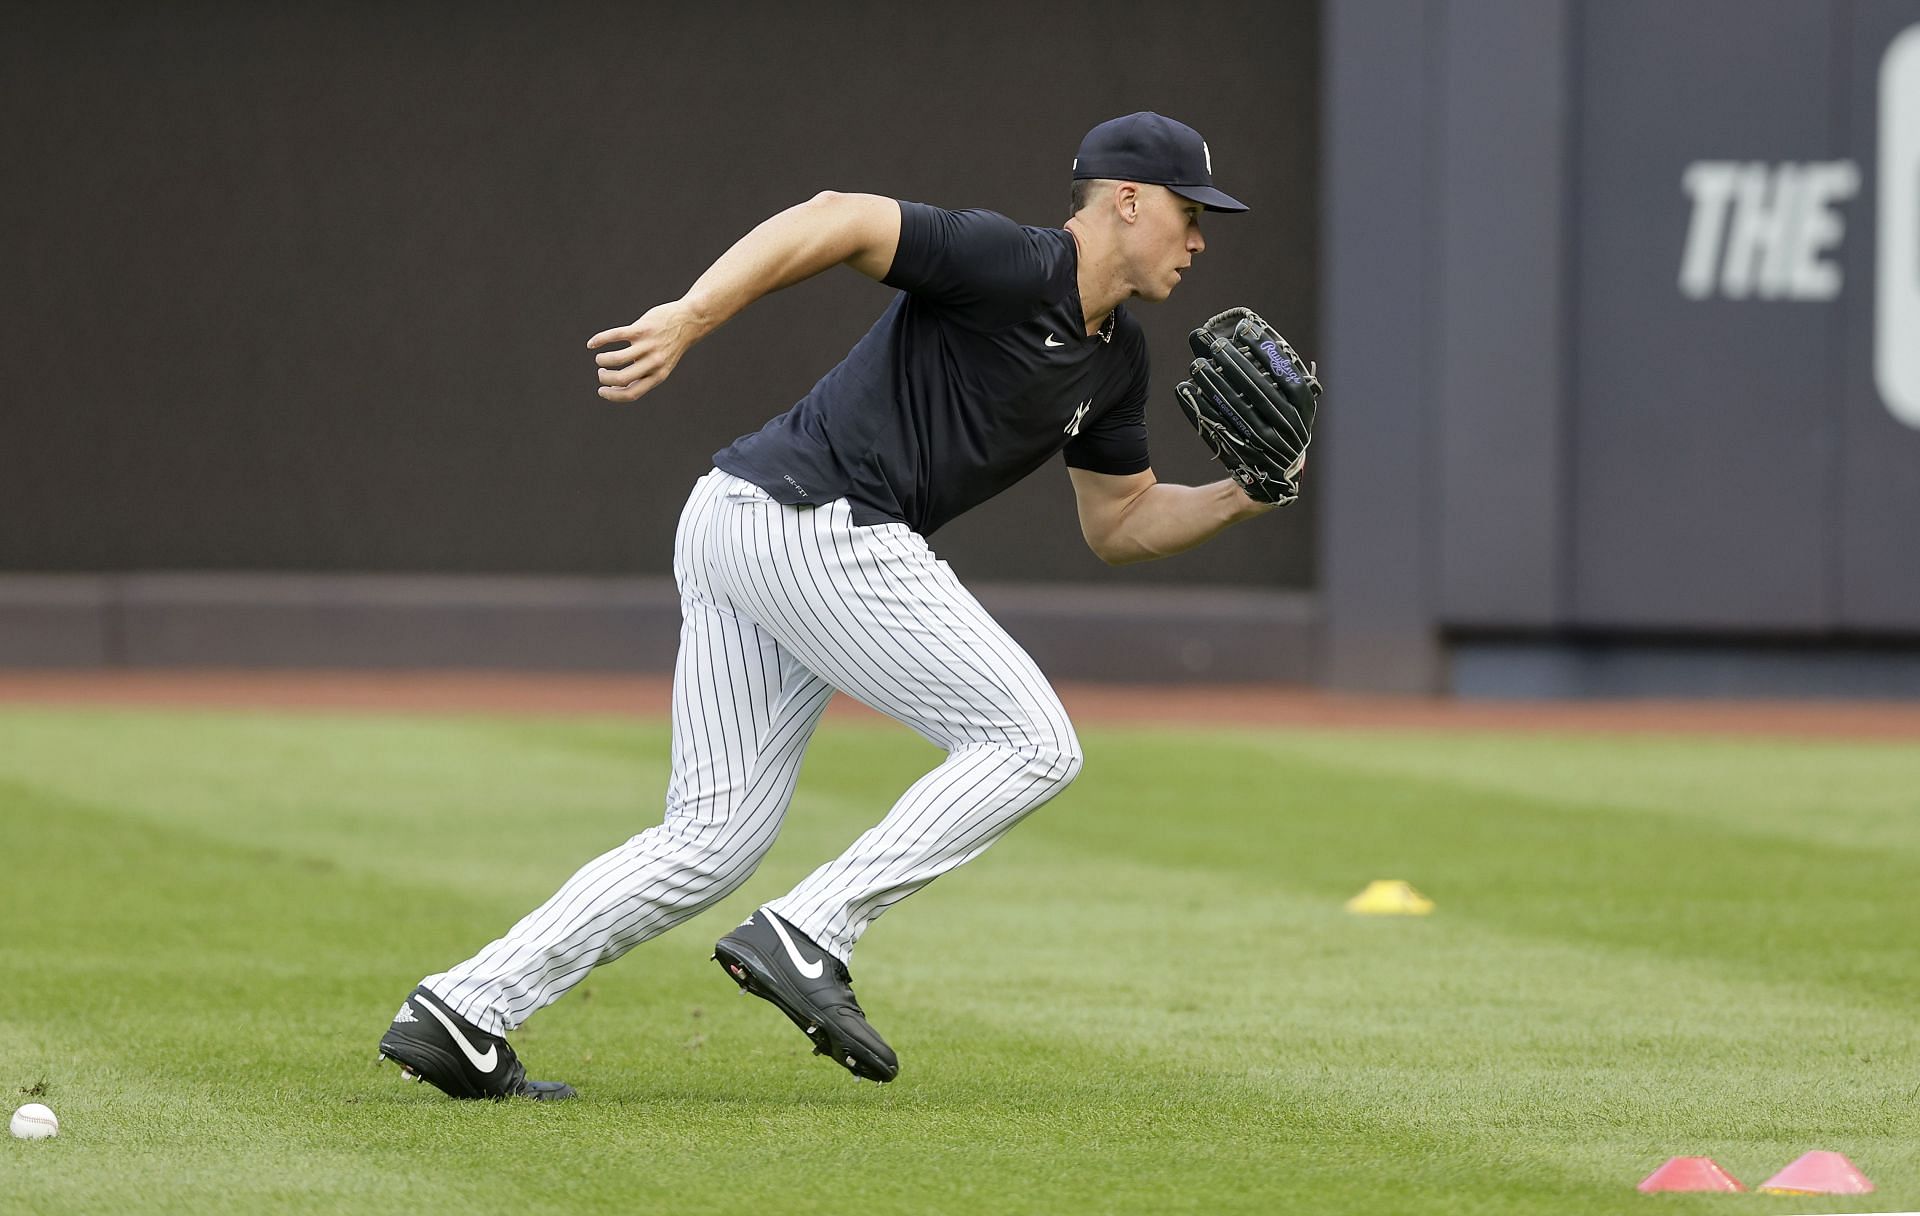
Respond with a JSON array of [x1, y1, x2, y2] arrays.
[[1128, 186, 1206, 301]]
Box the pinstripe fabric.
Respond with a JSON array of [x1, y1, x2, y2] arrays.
[[427, 470, 1080, 1034]]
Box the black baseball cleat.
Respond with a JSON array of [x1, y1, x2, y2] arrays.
[[713, 910, 899, 1083], [377, 986, 577, 1101]]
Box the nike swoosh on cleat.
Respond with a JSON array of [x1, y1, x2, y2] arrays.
[[764, 914, 826, 979], [414, 992, 499, 1073], [1044, 334, 1065, 347]]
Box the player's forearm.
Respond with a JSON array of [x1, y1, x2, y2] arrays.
[[591, 194, 898, 403], [1097, 479, 1275, 565], [679, 192, 898, 339]]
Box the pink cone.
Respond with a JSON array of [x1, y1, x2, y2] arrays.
[[1759, 1150, 1875, 1195], [1637, 1156, 1746, 1192]]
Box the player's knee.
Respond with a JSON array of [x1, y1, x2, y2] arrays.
[[1026, 729, 1083, 790], [1054, 741, 1085, 788], [980, 699, 1081, 789]]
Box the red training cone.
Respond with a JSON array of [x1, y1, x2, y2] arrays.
[[1637, 1156, 1746, 1192], [1759, 1150, 1875, 1195]]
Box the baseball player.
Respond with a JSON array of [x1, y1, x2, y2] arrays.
[[378, 112, 1319, 1098]]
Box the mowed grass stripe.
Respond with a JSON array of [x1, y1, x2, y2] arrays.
[[880, 843, 1918, 1186], [0, 710, 683, 900], [0, 710, 949, 904], [1250, 730, 1920, 851], [3, 778, 1618, 1216], [1031, 729, 1920, 1010], [4, 800, 1901, 1216], [2, 708, 1916, 1214]]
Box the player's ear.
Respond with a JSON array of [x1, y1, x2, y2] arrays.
[[1114, 182, 1139, 223]]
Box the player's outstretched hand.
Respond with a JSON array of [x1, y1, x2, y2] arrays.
[[589, 301, 701, 402]]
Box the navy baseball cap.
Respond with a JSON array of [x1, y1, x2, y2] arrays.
[[1071, 112, 1248, 213]]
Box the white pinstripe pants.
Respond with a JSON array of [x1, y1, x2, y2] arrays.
[[427, 470, 1082, 1034]]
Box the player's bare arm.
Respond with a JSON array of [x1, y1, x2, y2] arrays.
[[588, 191, 902, 403], [1068, 466, 1275, 565]]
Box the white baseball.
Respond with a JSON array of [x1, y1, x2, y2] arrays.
[[10, 1103, 58, 1140]]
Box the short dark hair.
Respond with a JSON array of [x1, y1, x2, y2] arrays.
[[1070, 178, 1115, 216]]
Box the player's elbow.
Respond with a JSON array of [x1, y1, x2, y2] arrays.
[[1071, 470, 1159, 565], [1081, 517, 1128, 564], [1092, 540, 1144, 566], [1087, 528, 1155, 566]]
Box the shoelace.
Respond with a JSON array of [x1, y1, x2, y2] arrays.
[[832, 960, 867, 1017]]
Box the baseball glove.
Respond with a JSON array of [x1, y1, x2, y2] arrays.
[[1174, 307, 1322, 505]]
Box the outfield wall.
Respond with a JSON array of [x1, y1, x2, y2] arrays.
[[1323, 0, 1920, 695], [0, 573, 1320, 685], [0, 0, 1317, 593], [9, 2, 1920, 697]]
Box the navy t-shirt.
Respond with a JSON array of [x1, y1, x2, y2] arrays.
[[712, 200, 1151, 536]]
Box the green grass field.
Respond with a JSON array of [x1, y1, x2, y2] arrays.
[[2, 705, 1917, 1215]]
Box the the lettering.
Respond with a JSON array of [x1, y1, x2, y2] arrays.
[[1678, 160, 1858, 301]]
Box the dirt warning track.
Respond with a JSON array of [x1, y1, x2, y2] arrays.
[[2, 670, 1918, 742]]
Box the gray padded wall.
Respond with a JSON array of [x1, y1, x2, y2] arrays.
[[1322, 0, 1443, 691], [1323, 0, 1575, 691], [1435, 0, 1572, 627], [1570, 0, 1920, 634], [1841, 1, 1920, 628], [1324, 0, 1920, 693], [1569, 0, 1840, 628]]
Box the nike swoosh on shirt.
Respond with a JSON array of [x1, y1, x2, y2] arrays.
[[764, 913, 826, 979], [1044, 334, 1065, 347], [414, 994, 499, 1073]]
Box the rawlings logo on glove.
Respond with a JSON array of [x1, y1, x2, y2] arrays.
[[1173, 307, 1322, 505]]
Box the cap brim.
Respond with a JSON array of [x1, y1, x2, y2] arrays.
[[1167, 183, 1249, 213]]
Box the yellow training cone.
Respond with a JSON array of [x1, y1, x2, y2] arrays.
[[1345, 879, 1435, 916]]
